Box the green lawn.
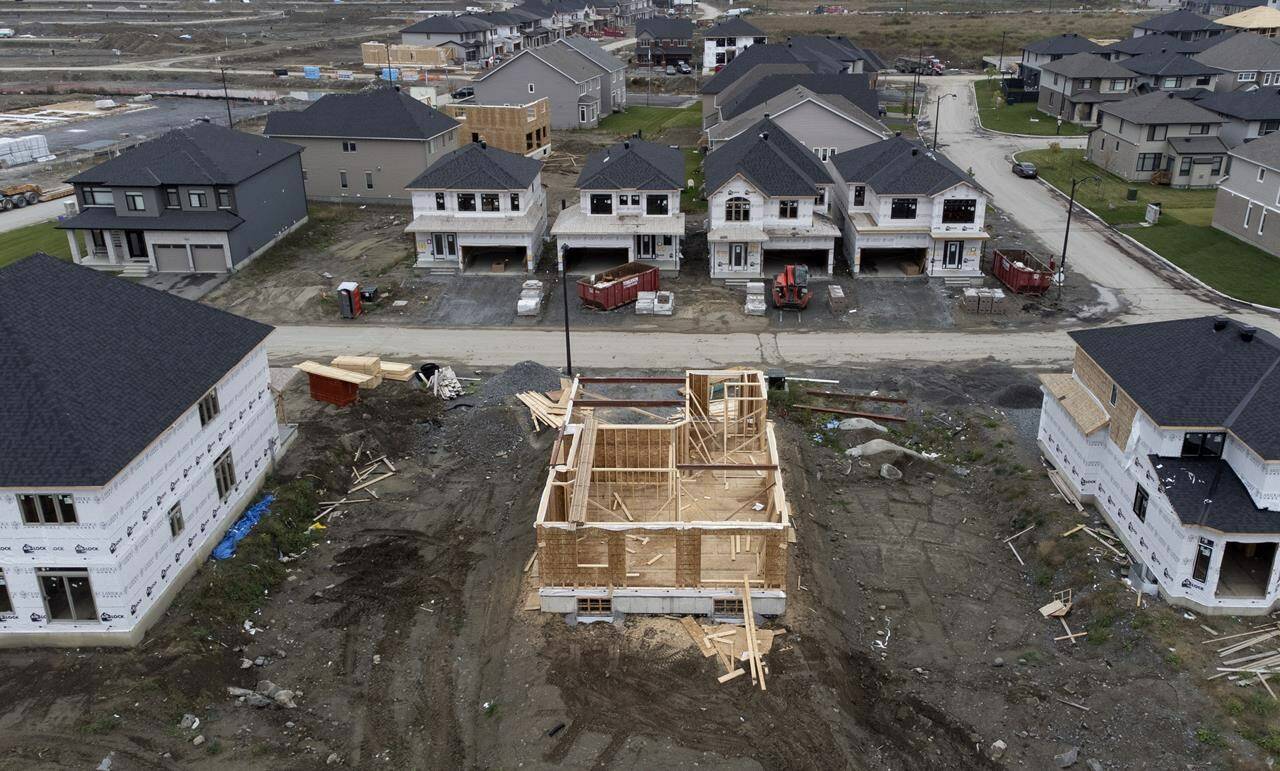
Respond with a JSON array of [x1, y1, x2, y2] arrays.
[[598, 103, 701, 137], [0, 220, 72, 268], [681, 147, 705, 214], [973, 79, 1087, 137], [1018, 147, 1280, 307]]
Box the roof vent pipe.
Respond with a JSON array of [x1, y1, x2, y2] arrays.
[[624, 140, 630, 149], [1213, 316, 1229, 331], [1240, 326, 1257, 342], [480, 140, 487, 149], [760, 131, 769, 141], [911, 147, 919, 156]]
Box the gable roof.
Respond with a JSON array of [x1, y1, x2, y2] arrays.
[[719, 72, 879, 120], [705, 16, 764, 37], [576, 139, 684, 190], [700, 38, 882, 95], [1040, 51, 1135, 78], [1133, 9, 1220, 33], [477, 42, 601, 83], [407, 141, 542, 190], [831, 136, 974, 196], [1100, 90, 1223, 123], [0, 253, 273, 487], [704, 119, 832, 197], [1194, 30, 1280, 71], [1070, 316, 1280, 459], [636, 16, 694, 39], [1107, 33, 1201, 56], [401, 14, 495, 34], [1188, 87, 1280, 120], [1228, 128, 1280, 169], [560, 34, 625, 73], [710, 86, 887, 144], [68, 123, 300, 186], [264, 89, 458, 142], [1121, 50, 1221, 76], [1022, 33, 1106, 56]]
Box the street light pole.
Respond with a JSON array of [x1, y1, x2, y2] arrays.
[[910, 40, 923, 119], [560, 243, 574, 376], [997, 31, 1007, 77], [932, 92, 955, 150], [1058, 176, 1099, 300]]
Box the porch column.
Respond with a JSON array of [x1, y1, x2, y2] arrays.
[[82, 231, 95, 260], [853, 246, 861, 274], [104, 231, 119, 265], [66, 230, 82, 264], [826, 246, 834, 276]]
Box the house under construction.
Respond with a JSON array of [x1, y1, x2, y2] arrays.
[[534, 370, 792, 619]]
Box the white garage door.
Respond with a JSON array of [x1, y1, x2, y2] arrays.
[[191, 244, 228, 273], [152, 244, 189, 273]]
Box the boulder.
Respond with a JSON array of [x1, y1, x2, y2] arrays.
[[844, 439, 925, 464], [837, 417, 887, 433]]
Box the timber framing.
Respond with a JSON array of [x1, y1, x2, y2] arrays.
[[534, 370, 793, 615]]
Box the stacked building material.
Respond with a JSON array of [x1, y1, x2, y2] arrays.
[[828, 284, 847, 312], [652, 291, 674, 316], [961, 287, 1008, 315], [635, 290, 656, 315], [744, 282, 767, 316], [0, 135, 50, 168], [330, 355, 383, 389], [517, 279, 544, 316]]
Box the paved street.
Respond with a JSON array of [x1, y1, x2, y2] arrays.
[[0, 199, 67, 234]]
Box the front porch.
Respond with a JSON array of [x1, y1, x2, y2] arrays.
[[61, 226, 151, 276]]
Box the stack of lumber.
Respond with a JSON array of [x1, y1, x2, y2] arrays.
[[421, 366, 464, 399], [330, 356, 383, 389], [1207, 624, 1280, 697], [517, 388, 570, 430], [294, 360, 374, 386], [380, 361, 416, 381]]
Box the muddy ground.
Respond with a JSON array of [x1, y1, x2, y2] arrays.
[[0, 359, 1267, 770]]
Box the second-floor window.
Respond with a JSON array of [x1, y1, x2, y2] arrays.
[[342, 140, 358, 153], [778, 199, 799, 219], [216, 189, 232, 209], [511, 193, 521, 211], [724, 196, 750, 222], [169, 503, 185, 538], [458, 193, 477, 211], [1181, 431, 1224, 458], [165, 188, 180, 208], [1132, 484, 1149, 522], [590, 194, 612, 214], [82, 187, 113, 206], [890, 198, 917, 220], [188, 190, 208, 208], [214, 448, 236, 501], [1147, 124, 1167, 142], [435, 192, 446, 210], [853, 185, 865, 207], [646, 194, 668, 215], [481, 193, 500, 212], [18, 494, 77, 525], [1162, 76, 1181, 89], [1109, 78, 1126, 90], [125, 192, 145, 211], [198, 388, 220, 426], [1190, 123, 1210, 135], [941, 199, 976, 224]]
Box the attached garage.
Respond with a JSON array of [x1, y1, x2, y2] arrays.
[[191, 244, 228, 273], [152, 244, 191, 273]]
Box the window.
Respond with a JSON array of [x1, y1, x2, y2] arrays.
[[342, 140, 358, 153], [724, 196, 750, 222], [778, 199, 799, 219], [577, 597, 611, 616], [941, 199, 977, 224], [302, 168, 308, 182], [526, 131, 534, 151], [1162, 76, 1181, 89], [124, 192, 145, 211], [646, 194, 668, 215], [1147, 124, 1167, 142], [753, 36, 766, 44], [17, 494, 78, 525], [1195, 75, 1211, 87], [481, 193, 500, 212], [1239, 71, 1257, 82], [630, 194, 640, 206], [1181, 432, 1225, 458], [1192, 537, 1214, 583], [364, 172, 374, 191], [82, 187, 113, 206], [1132, 484, 1149, 522], [1180, 156, 1193, 176], [214, 448, 236, 501], [890, 197, 917, 220], [617, 193, 628, 207], [528, 82, 536, 93], [1245, 203, 1254, 229], [1109, 78, 1126, 90], [1259, 167, 1267, 183], [815, 187, 826, 207], [1262, 210, 1268, 235], [1262, 121, 1280, 136], [435, 192, 446, 210], [1077, 79, 1094, 91], [590, 194, 613, 214], [853, 185, 865, 207], [0, 569, 10, 615], [339, 171, 349, 190], [37, 568, 97, 622], [165, 188, 180, 208], [198, 389, 220, 426], [458, 193, 477, 211], [1190, 123, 1210, 135], [510, 192, 520, 211], [1136, 153, 1163, 173], [713, 597, 744, 616], [168, 503, 185, 538], [1108, 383, 1118, 406], [1212, 156, 1223, 176]]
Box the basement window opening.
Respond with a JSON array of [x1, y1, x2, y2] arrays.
[[577, 597, 612, 616], [713, 598, 744, 616]]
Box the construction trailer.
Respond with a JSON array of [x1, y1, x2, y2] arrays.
[[534, 370, 792, 620]]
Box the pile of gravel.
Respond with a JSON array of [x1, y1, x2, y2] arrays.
[[476, 360, 563, 405]]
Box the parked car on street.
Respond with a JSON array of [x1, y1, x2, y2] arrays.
[[1011, 161, 1038, 179], [677, 61, 692, 74], [665, 64, 676, 75]]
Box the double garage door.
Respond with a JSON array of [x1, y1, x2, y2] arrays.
[[153, 243, 228, 273]]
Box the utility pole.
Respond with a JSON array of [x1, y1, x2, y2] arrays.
[[910, 40, 923, 119], [997, 31, 1007, 76], [932, 92, 955, 149], [1059, 176, 1100, 299], [220, 67, 233, 127], [560, 243, 574, 376]]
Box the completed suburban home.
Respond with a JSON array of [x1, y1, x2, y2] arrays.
[[1132, 9, 1226, 41], [1194, 31, 1280, 90], [1038, 316, 1280, 615], [1087, 91, 1228, 186], [0, 252, 288, 645], [707, 71, 880, 132], [1019, 33, 1107, 92], [704, 84, 889, 157], [263, 89, 460, 205], [1188, 88, 1280, 145], [405, 140, 548, 274], [831, 136, 988, 277], [400, 14, 500, 64], [472, 38, 616, 128], [701, 17, 766, 74], [1121, 50, 1223, 91], [1038, 52, 1137, 124], [1106, 33, 1202, 60], [703, 119, 838, 281], [551, 138, 685, 273], [1212, 130, 1280, 256], [635, 16, 695, 66], [559, 35, 627, 115], [58, 122, 307, 276]]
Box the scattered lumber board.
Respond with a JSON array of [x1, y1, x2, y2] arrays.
[[681, 616, 717, 658]]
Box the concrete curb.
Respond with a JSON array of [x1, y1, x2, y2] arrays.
[[967, 82, 1090, 140], [1015, 154, 1280, 315]]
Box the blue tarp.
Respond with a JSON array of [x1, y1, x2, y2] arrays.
[[212, 494, 275, 560]]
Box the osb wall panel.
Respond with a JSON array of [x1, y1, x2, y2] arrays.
[[675, 530, 701, 587], [539, 528, 578, 585], [608, 531, 626, 586], [763, 533, 787, 588], [1073, 348, 1139, 449]]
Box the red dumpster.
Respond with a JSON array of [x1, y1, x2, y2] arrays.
[[576, 262, 660, 310], [992, 248, 1055, 295]]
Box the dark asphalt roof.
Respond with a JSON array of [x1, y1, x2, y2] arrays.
[[720, 72, 879, 120], [704, 118, 832, 196], [68, 123, 300, 187], [264, 90, 458, 141], [1134, 9, 1221, 32], [705, 16, 764, 37], [0, 253, 273, 487], [1190, 87, 1280, 120], [831, 136, 974, 196], [401, 14, 495, 34], [1100, 90, 1223, 124], [1168, 135, 1229, 154], [1229, 129, 1280, 169], [636, 17, 694, 39], [1107, 33, 1201, 56], [1150, 456, 1277, 534], [56, 207, 245, 232], [406, 141, 542, 190], [1194, 29, 1280, 70], [1022, 33, 1106, 56], [1121, 51, 1221, 76], [1040, 51, 1135, 78], [577, 139, 684, 190], [1070, 316, 1280, 459], [701, 38, 882, 95], [561, 35, 625, 73]]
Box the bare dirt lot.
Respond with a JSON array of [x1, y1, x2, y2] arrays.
[[0, 359, 1268, 769]]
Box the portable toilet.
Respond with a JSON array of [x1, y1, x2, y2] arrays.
[[337, 281, 362, 319]]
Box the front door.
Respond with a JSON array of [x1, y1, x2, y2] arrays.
[[125, 231, 147, 261], [729, 243, 747, 271], [432, 233, 458, 262], [943, 240, 963, 269], [637, 234, 656, 259]]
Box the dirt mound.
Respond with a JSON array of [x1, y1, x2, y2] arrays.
[[993, 382, 1044, 409]]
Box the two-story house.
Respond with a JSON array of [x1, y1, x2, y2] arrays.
[[635, 16, 695, 67], [0, 252, 288, 645], [58, 122, 307, 277], [1188, 88, 1280, 145], [704, 84, 889, 157], [1195, 32, 1280, 91], [400, 14, 499, 64], [550, 138, 685, 273], [472, 38, 610, 129], [1087, 91, 1228, 186], [1105, 33, 1202, 60], [263, 89, 460, 205], [603, 0, 654, 27], [560, 35, 627, 115], [510, 5, 556, 49], [1212, 130, 1280, 256], [1121, 50, 1223, 90], [701, 17, 766, 74], [1132, 9, 1226, 41], [1038, 316, 1280, 615], [703, 119, 838, 281], [830, 136, 988, 277], [405, 140, 548, 274], [1038, 52, 1138, 124], [1018, 33, 1108, 92]]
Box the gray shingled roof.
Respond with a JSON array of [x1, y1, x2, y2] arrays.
[[1022, 33, 1105, 56], [0, 253, 273, 487], [480, 43, 600, 83], [264, 89, 458, 142], [1041, 51, 1135, 78], [401, 14, 495, 34], [68, 123, 300, 186], [636, 17, 694, 40], [1153, 456, 1277, 533], [831, 136, 974, 196], [701, 39, 878, 95], [705, 16, 764, 38], [704, 119, 832, 196], [1134, 9, 1220, 32], [577, 139, 684, 190], [1107, 33, 1200, 56], [710, 86, 886, 145], [1190, 87, 1280, 120], [407, 141, 542, 190], [1099, 90, 1223, 124], [1195, 30, 1280, 71], [56, 207, 244, 232], [1228, 129, 1280, 168], [720, 72, 879, 120], [560, 35, 626, 73], [1120, 50, 1221, 76], [1070, 316, 1280, 459]]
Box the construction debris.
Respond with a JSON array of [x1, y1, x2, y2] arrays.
[[516, 385, 571, 430], [1206, 624, 1280, 694], [420, 365, 464, 399]]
